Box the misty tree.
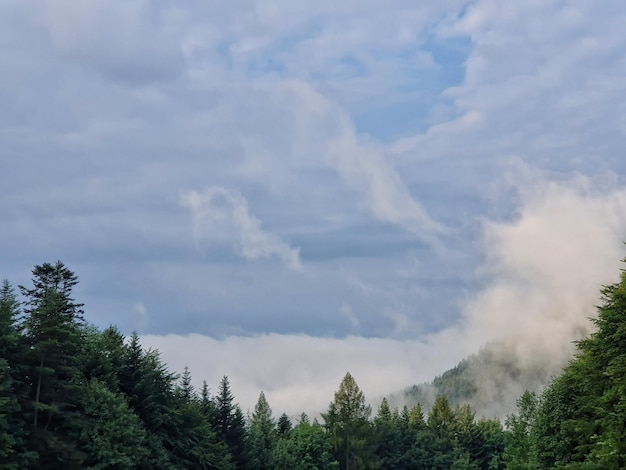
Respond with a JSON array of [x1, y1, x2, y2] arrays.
[[503, 391, 539, 469], [247, 391, 276, 469], [323, 372, 378, 469]]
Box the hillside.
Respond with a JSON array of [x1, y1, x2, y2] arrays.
[[388, 340, 567, 419]]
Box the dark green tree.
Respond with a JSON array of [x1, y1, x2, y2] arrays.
[[214, 376, 248, 467], [476, 419, 506, 470], [178, 365, 195, 402], [276, 413, 293, 438], [0, 280, 27, 468], [71, 378, 149, 469], [373, 398, 407, 468], [19, 262, 86, 466], [77, 325, 126, 393]]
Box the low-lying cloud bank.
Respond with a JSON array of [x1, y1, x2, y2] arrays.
[[143, 173, 626, 417]]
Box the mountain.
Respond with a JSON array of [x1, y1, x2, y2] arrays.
[[388, 340, 567, 419]]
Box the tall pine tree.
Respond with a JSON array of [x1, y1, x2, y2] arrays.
[[19, 262, 86, 466]]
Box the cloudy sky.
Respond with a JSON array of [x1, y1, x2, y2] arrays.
[[3, 0, 626, 415]]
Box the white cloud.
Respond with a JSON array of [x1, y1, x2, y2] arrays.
[[181, 186, 302, 270], [394, 0, 626, 176]]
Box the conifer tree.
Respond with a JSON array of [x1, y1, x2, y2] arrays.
[[248, 391, 276, 469], [19, 262, 86, 465], [0, 280, 25, 468], [323, 372, 377, 469], [276, 413, 292, 438], [214, 376, 248, 467]]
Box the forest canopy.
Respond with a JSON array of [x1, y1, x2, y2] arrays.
[[2, 259, 626, 469]]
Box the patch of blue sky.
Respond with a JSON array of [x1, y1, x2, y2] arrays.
[[351, 35, 472, 141]]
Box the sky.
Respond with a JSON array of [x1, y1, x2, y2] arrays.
[[2, 0, 626, 416]]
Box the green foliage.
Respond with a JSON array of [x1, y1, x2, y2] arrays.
[[476, 419, 506, 470], [273, 419, 339, 469], [503, 390, 539, 469], [71, 379, 149, 469]]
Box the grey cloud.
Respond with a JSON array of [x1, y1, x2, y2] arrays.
[[40, 0, 185, 84]]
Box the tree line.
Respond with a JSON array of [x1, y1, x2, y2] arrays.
[[2, 259, 626, 468]]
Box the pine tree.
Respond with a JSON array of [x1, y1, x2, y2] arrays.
[[178, 365, 195, 402], [0, 280, 25, 468], [19, 262, 86, 466], [214, 376, 248, 467], [276, 413, 292, 438]]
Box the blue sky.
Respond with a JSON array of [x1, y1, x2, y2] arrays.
[[3, 0, 626, 414]]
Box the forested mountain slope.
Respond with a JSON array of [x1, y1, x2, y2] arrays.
[[390, 340, 563, 420]]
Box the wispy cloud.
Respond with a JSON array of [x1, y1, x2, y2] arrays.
[[181, 187, 301, 270], [273, 81, 444, 241]]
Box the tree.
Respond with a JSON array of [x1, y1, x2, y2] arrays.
[[247, 391, 276, 469], [322, 372, 377, 469], [476, 419, 506, 470], [0, 279, 21, 359], [200, 380, 218, 424], [0, 280, 27, 468], [77, 325, 126, 393], [453, 404, 483, 467], [374, 398, 406, 468], [19, 262, 86, 465], [273, 419, 339, 469], [276, 413, 292, 438], [178, 365, 195, 402], [71, 379, 149, 469], [528, 264, 626, 468], [214, 376, 248, 467], [503, 391, 538, 469]]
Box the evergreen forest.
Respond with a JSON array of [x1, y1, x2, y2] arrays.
[[2, 259, 626, 469]]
